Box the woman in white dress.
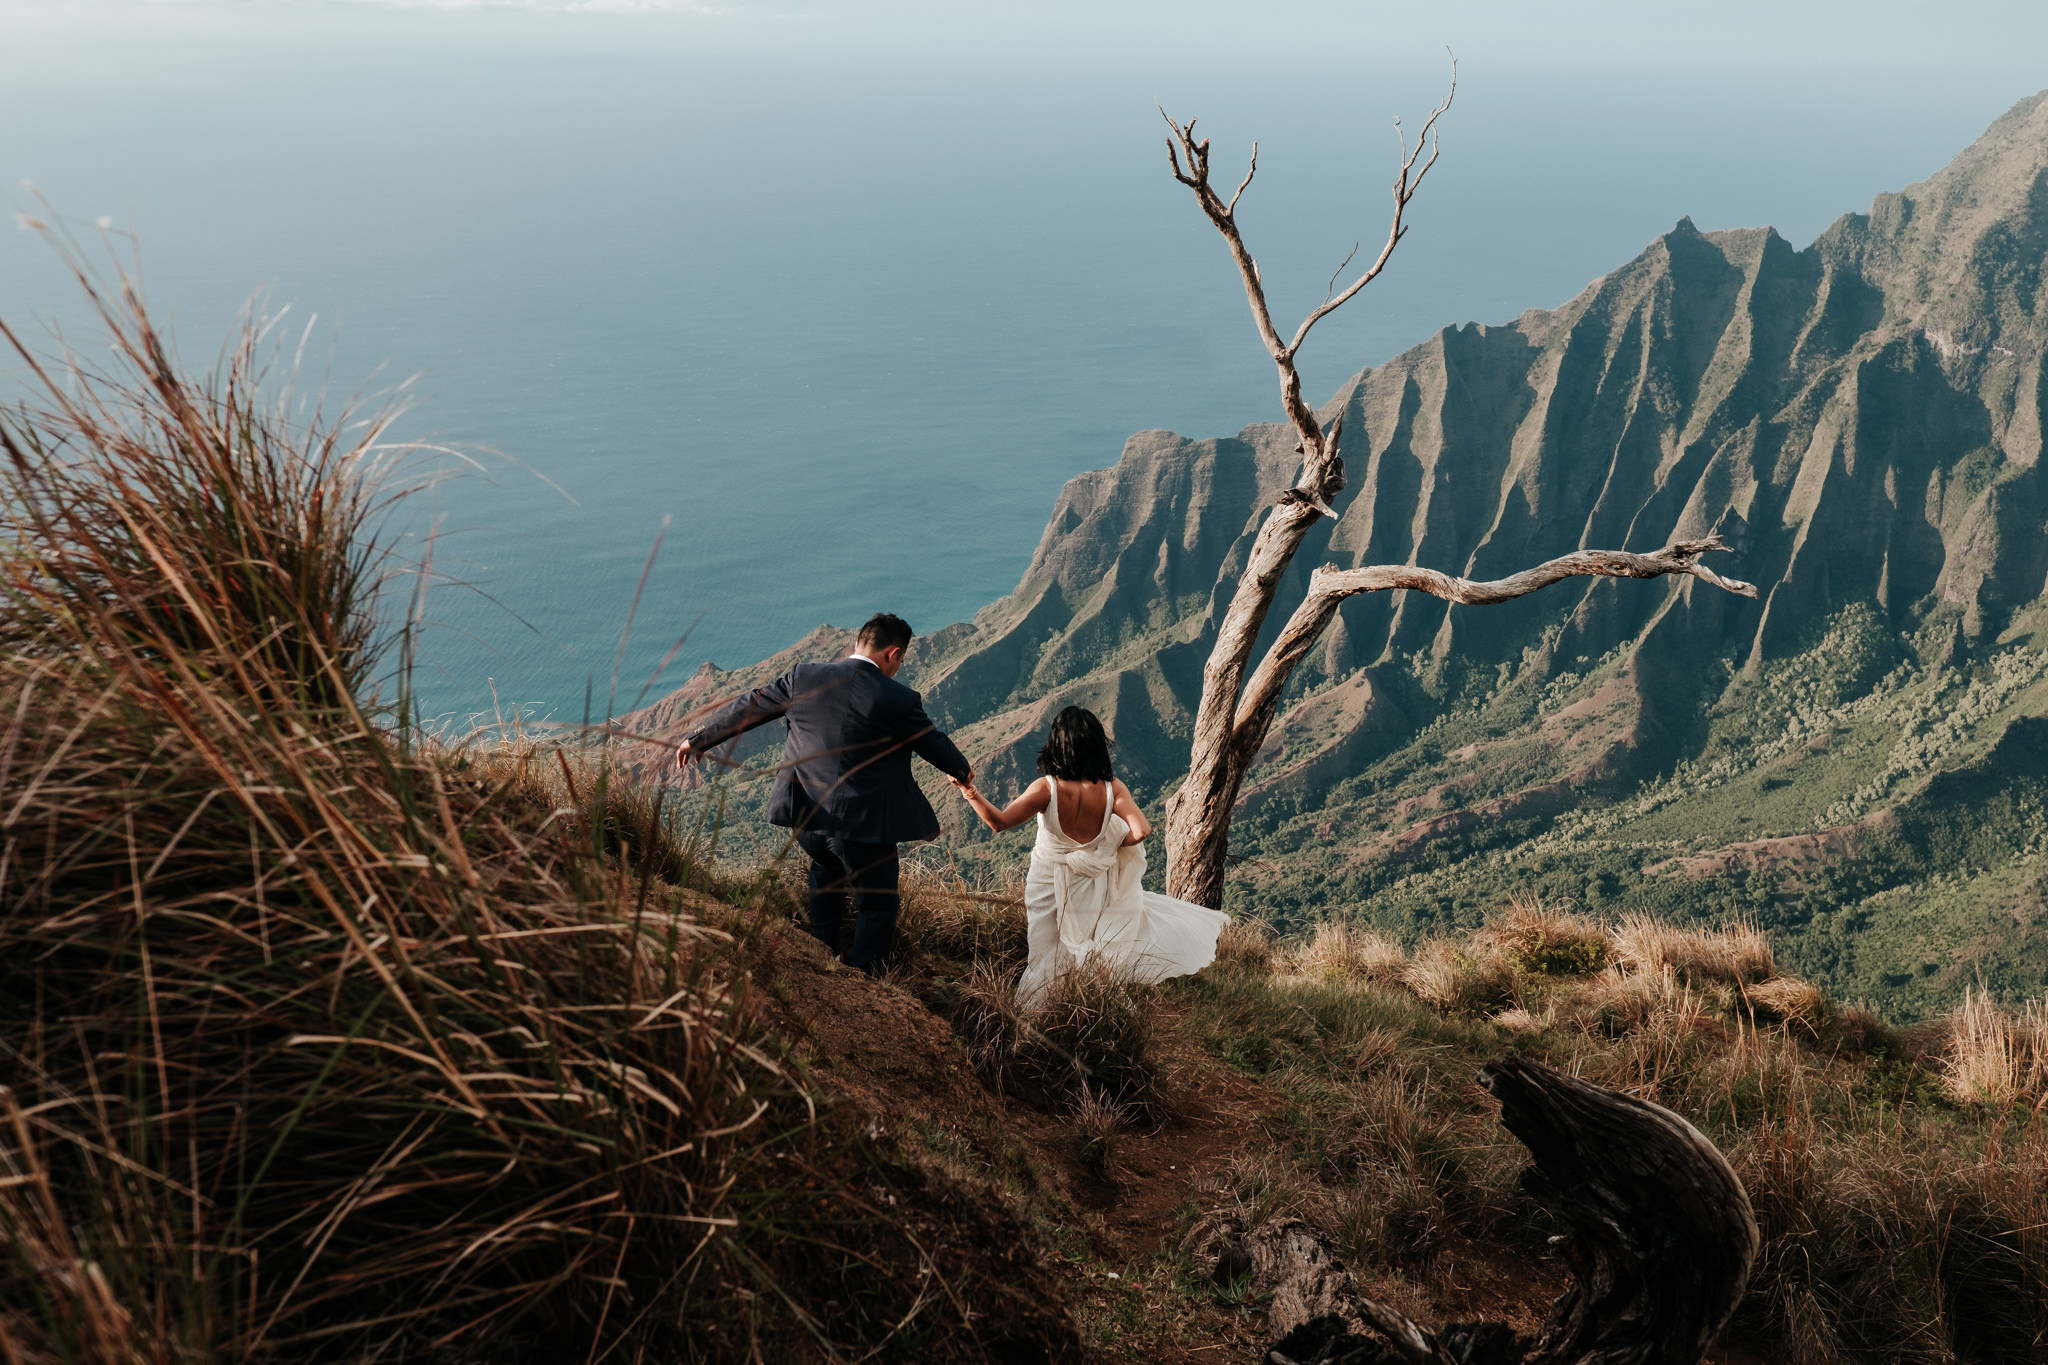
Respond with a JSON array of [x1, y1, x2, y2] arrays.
[[951, 706, 1230, 1009]]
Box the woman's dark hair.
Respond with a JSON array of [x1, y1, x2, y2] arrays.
[[1035, 705, 1115, 782]]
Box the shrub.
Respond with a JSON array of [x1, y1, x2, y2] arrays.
[[1479, 896, 1608, 977]]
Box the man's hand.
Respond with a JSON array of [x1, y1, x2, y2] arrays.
[[675, 739, 702, 771]]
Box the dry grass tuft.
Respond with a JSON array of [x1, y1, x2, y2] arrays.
[[1721, 1086, 2048, 1361], [1611, 913, 1776, 986], [1479, 896, 1608, 977], [480, 735, 718, 887], [1743, 975, 1830, 1038], [0, 241, 1057, 1363], [1400, 939, 1517, 1014], [1213, 916, 1279, 975], [1313, 1059, 1523, 1272], [1197, 1150, 1319, 1231], [1286, 921, 1408, 984], [1939, 988, 2048, 1108], [1071, 1084, 1130, 1179], [951, 958, 1162, 1118], [1349, 1026, 1405, 1071], [1563, 965, 1717, 1040], [0, 247, 809, 1363], [896, 865, 1028, 970], [1828, 1003, 1896, 1056]]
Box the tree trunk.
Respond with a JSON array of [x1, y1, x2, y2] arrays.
[[1159, 495, 1327, 909], [1154, 89, 1450, 908]]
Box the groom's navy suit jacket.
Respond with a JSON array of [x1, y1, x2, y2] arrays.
[[682, 656, 971, 845]]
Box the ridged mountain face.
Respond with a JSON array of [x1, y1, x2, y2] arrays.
[[627, 93, 2048, 1016]]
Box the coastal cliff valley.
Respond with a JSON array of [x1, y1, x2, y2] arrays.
[[627, 91, 2048, 1020]]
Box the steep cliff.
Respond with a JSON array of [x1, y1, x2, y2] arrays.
[[624, 92, 2048, 1016]]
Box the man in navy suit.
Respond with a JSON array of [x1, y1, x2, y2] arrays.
[[674, 613, 971, 976]]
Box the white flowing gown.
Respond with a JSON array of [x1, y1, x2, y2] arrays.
[[1015, 778, 1230, 1010]]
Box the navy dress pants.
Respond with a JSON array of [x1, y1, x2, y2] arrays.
[[795, 831, 900, 975]]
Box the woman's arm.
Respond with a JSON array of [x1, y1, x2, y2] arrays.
[[1111, 779, 1150, 845], [952, 774, 1050, 834]]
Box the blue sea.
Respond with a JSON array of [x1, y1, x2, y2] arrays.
[[3, 1, 2042, 725]]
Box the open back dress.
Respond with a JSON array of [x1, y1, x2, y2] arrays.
[[1015, 778, 1230, 1009]]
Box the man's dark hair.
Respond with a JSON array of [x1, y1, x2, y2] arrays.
[[1035, 705, 1115, 783], [857, 612, 913, 653]]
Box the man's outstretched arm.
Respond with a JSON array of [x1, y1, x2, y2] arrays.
[[675, 671, 796, 770]]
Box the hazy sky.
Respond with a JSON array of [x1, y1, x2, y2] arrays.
[[11, 1, 2048, 70]]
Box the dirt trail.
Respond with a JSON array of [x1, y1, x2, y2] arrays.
[[746, 911, 1279, 1252]]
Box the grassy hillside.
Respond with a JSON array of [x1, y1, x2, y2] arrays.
[[0, 257, 1080, 1363], [642, 596, 2048, 1017], [8, 245, 2048, 1365], [866, 869, 2048, 1363]]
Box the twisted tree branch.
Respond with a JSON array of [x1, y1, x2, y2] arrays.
[[1289, 57, 1456, 358], [1230, 536, 1756, 768]]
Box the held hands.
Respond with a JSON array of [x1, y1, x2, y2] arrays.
[[949, 769, 1008, 835]]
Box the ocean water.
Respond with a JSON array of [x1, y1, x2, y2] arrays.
[[3, 2, 2042, 725]]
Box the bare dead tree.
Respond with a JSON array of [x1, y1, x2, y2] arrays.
[[1157, 71, 1757, 908]]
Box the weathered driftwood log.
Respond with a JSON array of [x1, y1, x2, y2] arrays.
[[1479, 1056, 1759, 1363], [1187, 1056, 1759, 1365]]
